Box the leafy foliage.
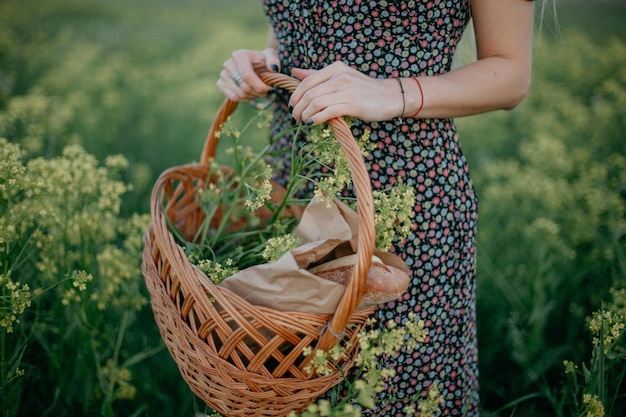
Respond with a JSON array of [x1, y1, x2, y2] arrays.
[[459, 28, 626, 417]]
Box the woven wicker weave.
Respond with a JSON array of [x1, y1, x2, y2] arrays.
[[141, 71, 376, 416]]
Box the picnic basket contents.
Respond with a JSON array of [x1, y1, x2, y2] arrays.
[[141, 71, 412, 416]]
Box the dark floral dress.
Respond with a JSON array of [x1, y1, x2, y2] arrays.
[[263, 0, 479, 415]]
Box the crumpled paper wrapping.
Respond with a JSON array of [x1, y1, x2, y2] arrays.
[[219, 197, 409, 314]]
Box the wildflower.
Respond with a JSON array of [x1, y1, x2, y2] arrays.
[[563, 360, 578, 374], [0, 139, 27, 201], [302, 343, 349, 377], [418, 384, 444, 417], [298, 399, 362, 417], [69, 270, 93, 291], [304, 347, 335, 376], [254, 109, 273, 129], [100, 359, 137, 401], [300, 314, 425, 414], [582, 393, 605, 417], [405, 313, 427, 349], [95, 245, 148, 311], [62, 288, 81, 305], [372, 184, 416, 251], [588, 309, 625, 354], [0, 273, 31, 333], [0, 223, 16, 246], [354, 378, 376, 409], [245, 165, 273, 211], [307, 124, 352, 201], [104, 154, 129, 171], [356, 128, 374, 156], [262, 234, 300, 263], [61, 270, 93, 305], [218, 116, 242, 139], [328, 342, 347, 362], [198, 258, 239, 285], [199, 182, 223, 209]]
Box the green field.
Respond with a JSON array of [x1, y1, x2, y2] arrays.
[[1, 1, 625, 416]]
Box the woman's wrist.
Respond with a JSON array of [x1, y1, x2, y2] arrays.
[[395, 78, 406, 118], [402, 77, 425, 119]]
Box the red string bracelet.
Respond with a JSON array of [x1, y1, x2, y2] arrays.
[[409, 77, 424, 118]]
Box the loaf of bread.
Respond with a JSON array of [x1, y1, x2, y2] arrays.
[[308, 253, 410, 308]]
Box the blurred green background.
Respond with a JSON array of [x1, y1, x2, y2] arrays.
[[1, 0, 625, 416]]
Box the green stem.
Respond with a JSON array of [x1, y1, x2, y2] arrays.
[[0, 323, 5, 393], [100, 310, 130, 417], [598, 307, 606, 406], [608, 357, 626, 416]]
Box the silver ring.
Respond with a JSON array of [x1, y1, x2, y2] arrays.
[[232, 73, 244, 87]]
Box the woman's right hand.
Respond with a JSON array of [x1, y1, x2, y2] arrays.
[[217, 48, 281, 102]]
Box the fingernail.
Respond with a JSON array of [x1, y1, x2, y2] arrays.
[[305, 118, 314, 126], [291, 117, 297, 125], [267, 89, 276, 95], [271, 64, 279, 72], [288, 104, 294, 112]]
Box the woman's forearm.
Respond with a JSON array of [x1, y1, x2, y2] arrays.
[[402, 55, 532, 119]]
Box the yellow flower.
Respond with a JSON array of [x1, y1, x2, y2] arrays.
[[70, 270, 93, 291], [198, 258, 239, 285], [372, 184, 416, 251], [0, 273, 31, 333], [245, 165, 274, 212], [583, 394, 605, 417], [588, 309, 625, 354], [418, 384, 444, 417], [563, 360, 578, 374]]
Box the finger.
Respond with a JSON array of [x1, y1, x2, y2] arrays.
[[289, 63, 353, 111], [291, 67, 315, 79], [288, 70, 336, 117], [231, 50, 273, 93], [218, 69, 259, 102], [216, 78, 256, 102], [304, 103, 353, 126], [290, 74, 346, 122], [263, 47, 281, 73], [298, 93, 355, 125]]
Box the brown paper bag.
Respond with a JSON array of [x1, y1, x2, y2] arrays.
[[219, 197, 409, 314]]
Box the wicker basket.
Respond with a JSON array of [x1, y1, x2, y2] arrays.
[[141, 71, 377, 416]]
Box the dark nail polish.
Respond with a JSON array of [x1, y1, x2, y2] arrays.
[[288, 104, 294, 112], [266, 89, 276, 95], [291, 117, 297, 125], [271, 64, 279, 72], [305, 118, 314, 126]]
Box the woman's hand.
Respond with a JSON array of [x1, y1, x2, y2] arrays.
[[289, 62, 403, 125], [217, 47, 280, 102]]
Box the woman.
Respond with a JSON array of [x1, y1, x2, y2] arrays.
[[217, 0, 534, 415]]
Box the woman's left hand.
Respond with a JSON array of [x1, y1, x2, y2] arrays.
[[289, 62, 402, 125]]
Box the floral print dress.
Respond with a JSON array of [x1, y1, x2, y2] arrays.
[[263, 0, 480, 415]]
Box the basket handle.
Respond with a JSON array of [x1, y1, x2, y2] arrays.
[[201, 71, 376, 350], [199, 72, 301, 165]]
